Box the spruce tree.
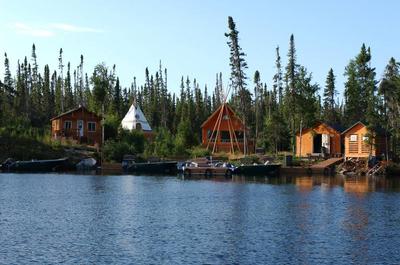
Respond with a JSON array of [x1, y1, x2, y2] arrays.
[[225, 16, 250, 154], [42, 65, 52, 121], [344, 44, 378, 127], [254, 70, 262, 147], [283, 34, 299, 153], [344, 60, 360, 126], [58, 48, 64, 112], [64, 62, 74, 109], [273, 46, 283, 105], [2, 53, 14, 120], [322, 68, 338, 124], [379, 58, 400, 154]]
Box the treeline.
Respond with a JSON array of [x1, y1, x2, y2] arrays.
[[1, 16, 400, 158]]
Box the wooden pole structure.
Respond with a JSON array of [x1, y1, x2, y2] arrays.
[[206, 104, 225, 150], [227, 115, 235, 153], [299, 118, 303, 158], [212, 104, 225, 154], [227, 113, 241, 152]]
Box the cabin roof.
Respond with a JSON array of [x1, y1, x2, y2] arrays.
[[341, 121, 367, 135], [200, 103, 245, 129], [50, 106, 100, 121], [341, 121, 387, 136], [296, 121, 345, 135]]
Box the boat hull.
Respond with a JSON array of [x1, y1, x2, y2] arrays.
[[183, 166, 233, 178], [234, 164, 281, 176], [6, 158, 70, 172], [125, 161, 178, 175]]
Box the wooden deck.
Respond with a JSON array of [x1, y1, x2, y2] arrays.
[[311, 157, 344, 169]]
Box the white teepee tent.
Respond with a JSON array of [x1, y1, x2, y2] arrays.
[[121, 103, 152, 132]]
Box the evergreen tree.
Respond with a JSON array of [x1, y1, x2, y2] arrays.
[[379, 57, 400, 155], [64, 62, 74, 109], [254, 70, 262, 147], [54, 71, 63, 114], [42, 65, 52, 121], [2, 53, 14, 120], [112, 77, 122, 118], [344, 44, 378, 126], [273, 46, 283, 105], [225, 16, 250, 154], [322, 68, 338, 124], [283, 34, 299, 153]]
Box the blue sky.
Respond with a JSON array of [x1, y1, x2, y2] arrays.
[[1, 0, 399, 99]]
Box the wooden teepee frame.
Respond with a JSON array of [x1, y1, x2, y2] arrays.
[[205, 87, 245, 154]]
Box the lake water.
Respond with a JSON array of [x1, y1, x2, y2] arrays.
[[1, 173, 400, 264]]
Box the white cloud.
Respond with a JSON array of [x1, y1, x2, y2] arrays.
[[50, 23, 103, 33], [12, 22, 103, 37], [14, 22, 54, 37]]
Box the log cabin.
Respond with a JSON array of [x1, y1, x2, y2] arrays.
[[201, 103, 253, 154], [296, 121, 344, 157], [50, 106, 102, 146], [342, 121, 387, 159]]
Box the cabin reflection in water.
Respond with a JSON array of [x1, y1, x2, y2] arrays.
[[230, 175, 400, 192], [344, 177, 375, 193]]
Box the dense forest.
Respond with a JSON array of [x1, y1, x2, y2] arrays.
[[1, 16, 400, 160]]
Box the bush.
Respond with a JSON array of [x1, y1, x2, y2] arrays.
[[239, 155, 260, 165], [103, 140, 132, 162], [0, 126, 65, 161], [104, 114, 121, 141], [102, 129, 146, 162], [190, 146, 210, 158], [118, 129, 145, 154], [145, 128, 174, 158]]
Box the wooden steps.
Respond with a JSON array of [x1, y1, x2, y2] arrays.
[[311, 157, 343, 169]]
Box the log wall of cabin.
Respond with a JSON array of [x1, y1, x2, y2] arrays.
[[295, 123, 342, 157], [51, 109, 102, 146], [344, 123, 376, 158]]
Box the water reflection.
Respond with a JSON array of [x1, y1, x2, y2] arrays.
[[227, 174, 400, 193], [2, 173, 400, 264]]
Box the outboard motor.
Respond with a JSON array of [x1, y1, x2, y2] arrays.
[[1, 158, 15, 171]]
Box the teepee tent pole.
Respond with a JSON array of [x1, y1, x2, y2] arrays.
[[212, 104, 225, 154], [227, 111, 241, 152], [206, 104, 225, 150]]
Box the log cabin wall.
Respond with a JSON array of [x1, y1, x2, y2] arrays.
[[50, 107, 102, 146], [296, 122, 342, 157]]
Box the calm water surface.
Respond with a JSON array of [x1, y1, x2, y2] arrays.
[[1, 173, 400, 264]]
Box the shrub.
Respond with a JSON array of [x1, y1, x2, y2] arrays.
[[104, 114, 121, 141], [103, 140, 133, 162], [152, 128, 175, 158], [190, 146, 211, 158], [102, 129, 146, 162], [239, 155, 260, 165]]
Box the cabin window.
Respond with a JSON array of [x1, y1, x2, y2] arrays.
[[88, 122, 96, 132], [207, 130, 216, 141], [362, 135, 370, 153], [235, 131, 244, 142], [223, 115, 229, 120], [64, 121, 72, 130], [350, 134, 358, 142], [220, 131, 231, 143]]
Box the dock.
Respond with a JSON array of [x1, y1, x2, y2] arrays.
[[281, 157, 344, 176], [311, 157, 344, 169]]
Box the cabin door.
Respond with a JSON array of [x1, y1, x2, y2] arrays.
[[313, 134, 322, 153], [322, 134, 330, 154], [77, 120, 84, 137]]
